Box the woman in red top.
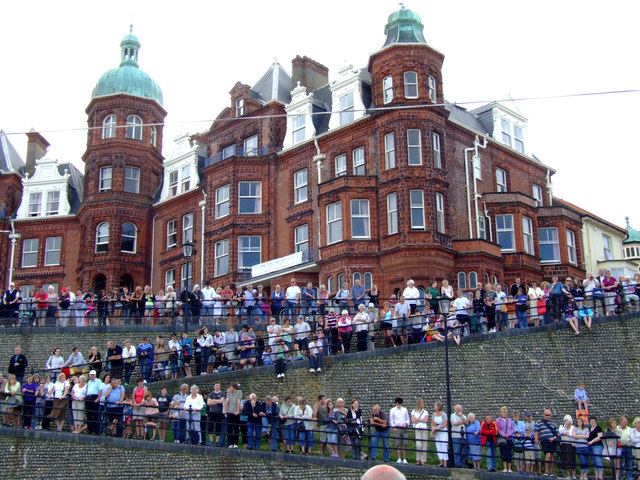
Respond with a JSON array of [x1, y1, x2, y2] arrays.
[[34, 287, 49, 327], [480, 414, 499, 471], [132, 377, 147, 439], [601, 269, 618, 316]]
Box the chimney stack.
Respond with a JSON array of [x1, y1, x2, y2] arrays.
[[26, 128, 50, 177], [291, 56, 329, 92]]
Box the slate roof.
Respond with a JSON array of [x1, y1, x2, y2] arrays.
[[0, 130, 25, 176], [250, 62, 292, 105], [57, 162, 84, 214], [445, 102, 491, 135]]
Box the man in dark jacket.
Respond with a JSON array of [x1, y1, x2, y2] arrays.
[[8, 346, 28, 383], [242, 393, 265, 450]]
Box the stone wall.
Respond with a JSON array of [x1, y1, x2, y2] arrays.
[[0, 430, 435, 480], [2, 315, 639, 418]]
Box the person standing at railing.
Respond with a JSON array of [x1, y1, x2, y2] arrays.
[[617, 416, 634, 480], [84, 370, 103, 435], [223, 382, 243, 449], [351, 278, 367, 314], [270, 284, 284, 320], [3, 374, 22, 428], [431, 401, 449, 467], [324, 308, 340, 355], [284, 279, 301, 320], [21, 374, 37, 429], [34, 287, 48, 327], [201, 282, 214, 326], [337, 310, 353, 354], [528, 281, 543, 327], [335, 282, 350, 314], [136, 337, 154, 383], [390, 397, 410, 464], [393, 296, 410, 346], [587, 416, 604, 480], [369, 404, 390, 463], [515, 288, 529, 329], [118, 340, 134, 386], [47, 372, 69, 432], [301, 282, 316, 320], [452, 290, 471, 338], [353, 304, 369, 352], [367, 303, 379, 350], [451, 404, 469, 468], [7, 346, 28, 385], [103, 377, 125, 437], [481, 413, 498, 471], [465, 413, 482, 470], [535, 409, 559, 476]]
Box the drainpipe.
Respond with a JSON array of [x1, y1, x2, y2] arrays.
[[464, 146, 475, 237], [2, 221, 20, 289], [150, 214, 159, 289], [483, 201, 493, 242], [472, 136, 488, 238], [313, 140, 325, 261], [199, 192, 207, 283], [546, 169, 553, 206]]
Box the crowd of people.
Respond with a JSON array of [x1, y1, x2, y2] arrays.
[[2, 269, 639, 329], [2, 374, 640, 478]]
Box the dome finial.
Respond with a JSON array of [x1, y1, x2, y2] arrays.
[[626, 216, 630, 227], [383, 6, 426, 47], [130, 24, 133, 34]]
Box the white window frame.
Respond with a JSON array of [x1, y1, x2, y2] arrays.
[[214, 238, 229, 277], [495, 214, 515, 252], [469, 272, 478, 290], [236, 98, 244, 117], [602, 234, 613, 260], [432, 132, 442, 168], [28, 192, 42, 217], [99, 167, 112, 192], [532, 185, 543, 207], [338, 274, 345, 289], [121, 222, 137, 254], [339, 92, 354, 125], [327, 276, 335, 294], [238, 236, 261, 270], [244, 134, 258, 156], [222, 144, 236, 159], [95, 222, 109, 253], [292, 115, 306, 144], [404, 71, 418, 99], [383, 75, 393, 104], [294, 169, 308, 204], [46, 191, 60, 216], [335, 154, 347, 177], [364, 272, 373, 291], [326, 201, 342, 245], [22, 238, 38, 267], [522, 216, 534, 255], [151, 125, 157, 147], [513, 125, 524, 153], [387, 193, 398, 235], [168, 170, 178, 197], [165, 268, 175, 290], [181, 263, 192, 291], [181, 165, 191, 193], [238, 181, 262, 214], [567, 230, 577, 265], [352, 147, 365, 175], [501, 118, 511, 146], [407, 129, 422, 166], [496, 168, 507, 192], [102, 114, 116, 139], [166, 220, 177, 248], [353, 272, 361, 284], [384, 132, 396, 170], [410, 190, 425, 230], [539, 227, 560, 264], [126, 115, 143, 140], [350, 199, 370, 239], [457, 272, 467, 290], [124, 166, 140, 194], [183, 213, 193, 243], [478, 215, 486, 240], [44, 236, 62, 266], [215, 185, 230, 219], [436, 193, 445, 233], [294, 224, 309, 255], [428, 75, 437, 103]]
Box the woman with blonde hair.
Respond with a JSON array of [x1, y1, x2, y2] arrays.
[[130, 286, 144, 323], [143, 285, 156, 325], [411, 398, 429, 465], [71, 375, 88, 433], [47, 372, 70, 431], [3, 374, 22, 428], [164, 285, 177, 325]]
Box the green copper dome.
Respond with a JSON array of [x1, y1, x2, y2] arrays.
[[91, 29, 163, 106], [382, 6, 427, 47], [624, 217, 640, 244]]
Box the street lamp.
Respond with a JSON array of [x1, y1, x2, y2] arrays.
[[437, 295, 454, 468], [602, 428, 620, 478], [181, 241, 194, 333]]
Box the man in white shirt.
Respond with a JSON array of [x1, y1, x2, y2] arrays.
[[201, 281, 215, 325], [367, 303, 378, 351], [452, 290, 470, 337], [394, 296, 410, 345], [402, 279, 420, 315], [284, 278, 301, 319], [293, 315, 310, 354], [450, 404, 469, 468], [389, 397, 410, 464]]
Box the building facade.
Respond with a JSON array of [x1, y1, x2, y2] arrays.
[[3, 8, 594, 299]]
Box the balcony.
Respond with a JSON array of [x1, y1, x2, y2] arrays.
[[236, 249, 319, 287], [204, 146, 271, 168]]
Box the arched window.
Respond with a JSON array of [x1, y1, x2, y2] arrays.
[[126, 115, 143, 140], [151, 125, 157, 147], [96, 222, 109, 253], [492, 275, 498, 285], [457, 272, 467, 290], [469, 271, 478, 290], [364, 272, 373, 291], [102, 115, 116, 139], [353, 272, 361, 284], [121, 222, 137, 253], [338, 274, 345, 290], [485, 273, 490, 285], [327, 276, 335, 294]]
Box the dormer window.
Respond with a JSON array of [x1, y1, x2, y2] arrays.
[[28, 193, 42, 217], [293, 115, 306, 144], [181, 165, 191, 192], [236, 98, 244, 117], [383, 76, 393, 104], [513, 125, 524, 153], [102, 115, 116, 139], [46, 191, 60, 216], [501, 119, 511, 146], [339, 92, 354, 125], [126, 115, 143, 140], [428, 76, 436, 103], [404, 71, 418, 99], [168, 170, 178, 197], [500, 118, 525, 153]]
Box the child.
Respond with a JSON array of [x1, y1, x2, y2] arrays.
[[169, 400, 181, 444], [523, 426, 536, 474], [289, 343, 306, 361], [169, 347, 179, 380], [274, 336, 288, 379], [574, 382, 588, 412], [446, 314, 461, 346], [142, 390, 159, 440], [308, 334, 323, 373], [261, 346, 274, 366], [122, 393, 134, 438], [506, 296, 517, 329], [563, 299, 581, 335], [575, 299, 593, 331], [512, 430, 525, 473]]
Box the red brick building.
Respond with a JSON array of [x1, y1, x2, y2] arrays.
[[2, 8, 586, 299]]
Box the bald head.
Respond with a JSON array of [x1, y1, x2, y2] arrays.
[[361, 465, 406, 480]]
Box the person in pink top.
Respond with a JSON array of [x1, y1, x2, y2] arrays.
[[601, 269, 618, 315]]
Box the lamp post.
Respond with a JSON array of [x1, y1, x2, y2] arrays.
[[181, 241, 194, 334], [602, 429, 620, 479], [437, 295, 454, 468]]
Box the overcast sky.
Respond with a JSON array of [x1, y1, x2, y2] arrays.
[[1, 0, 637, 229]]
